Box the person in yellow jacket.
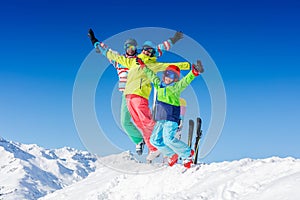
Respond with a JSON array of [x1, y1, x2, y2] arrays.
[[88, 29, 182, 156], [91, 30, 190, 163]]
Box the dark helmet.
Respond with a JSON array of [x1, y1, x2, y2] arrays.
[[124, 38, 137, 50]]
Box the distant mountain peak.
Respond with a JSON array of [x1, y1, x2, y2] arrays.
[[0, 139, 98, 200]]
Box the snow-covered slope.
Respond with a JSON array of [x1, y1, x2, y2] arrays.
[[40, 152, 300, 200], [1, 137, 300, 200], [0, 137, 98, 200]]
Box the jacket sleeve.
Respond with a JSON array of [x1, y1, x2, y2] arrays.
[[175, 71, 196, 92], [143, 67, 161, 89], [95, 42, 123, 68], [149, 61, 190, 73], [155, 39, 173, 58], [106, 50, 135, 69], [95, 42, 109, 56], [176, 62, 190, 70]]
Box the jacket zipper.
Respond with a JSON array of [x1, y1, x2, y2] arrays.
[[140, 78, 143, 89]]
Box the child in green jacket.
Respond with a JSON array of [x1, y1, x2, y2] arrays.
[[136, 58, 204, 168]]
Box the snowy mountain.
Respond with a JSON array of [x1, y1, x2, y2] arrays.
[[1, 137, 300, 200], [0, 137, 98, 200]]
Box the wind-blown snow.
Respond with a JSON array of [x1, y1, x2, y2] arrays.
[[1, 137, 300, 200]]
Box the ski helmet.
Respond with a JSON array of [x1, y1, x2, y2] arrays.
[[124, 38, 137, 50], [163, 65, 180, 82], [142, 41, 156, 56], [142, 41, 156, 49]]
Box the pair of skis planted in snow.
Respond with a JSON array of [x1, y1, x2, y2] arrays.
[[188, 117, 202, 164]]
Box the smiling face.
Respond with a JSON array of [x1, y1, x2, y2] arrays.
[[125, 45, 136, 56], [142, 49, 152, 56], [163, 76, 174, 85], [163, 68, 180, 85], [142, 47, 155, 57]]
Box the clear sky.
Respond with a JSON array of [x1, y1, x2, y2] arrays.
[[0, 0, 299, 163]]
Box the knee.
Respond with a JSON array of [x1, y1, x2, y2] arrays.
[[151, 134, 162, 147], [163, 134, 176, 146]]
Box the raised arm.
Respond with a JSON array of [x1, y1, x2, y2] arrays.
[[148, 61, 190, 74], [88, 28, 134, 68], [155, 31, 183, 57], [88, 28, 109, 56], [175, 60, 204, 92], [106, 50, 135, 68]]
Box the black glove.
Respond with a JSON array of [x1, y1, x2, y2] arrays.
[[136, 57, 146, 69], [88, 28, 99, 46], [192, 60, 204, 76], [170, 31, 183, 44]]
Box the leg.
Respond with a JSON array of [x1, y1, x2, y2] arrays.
[[163, 121, 192, 159], [150, 121, 175, 157], [126, 95, 157, 152], [120, 95, 143, 144]]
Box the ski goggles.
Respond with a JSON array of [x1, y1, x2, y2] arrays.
[[142, 47, 155, 54], [125, 44, 137, 51], [164, 70, 179, 80]]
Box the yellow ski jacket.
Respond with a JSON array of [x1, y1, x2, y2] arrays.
[[106, 51, 190, 99]]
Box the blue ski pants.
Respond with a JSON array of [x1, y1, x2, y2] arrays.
[[150, 120, 191, 159]]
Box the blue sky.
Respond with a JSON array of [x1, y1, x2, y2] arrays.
[[0, 0, 299, 163]]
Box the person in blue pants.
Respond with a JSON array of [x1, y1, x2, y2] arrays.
[[136, 58, 204, 168]]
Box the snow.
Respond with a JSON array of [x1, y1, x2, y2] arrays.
[[1, 137, 300, 200], [0, 138, 98, 200], [40, 153, 300, 200]]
